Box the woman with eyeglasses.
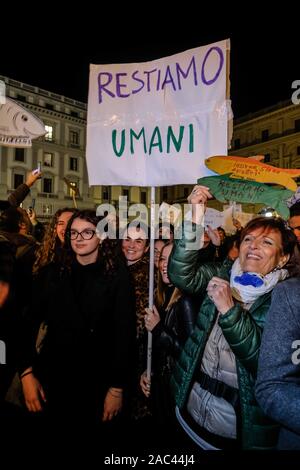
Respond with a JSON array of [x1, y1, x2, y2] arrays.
[[19, 210, 136, 438]]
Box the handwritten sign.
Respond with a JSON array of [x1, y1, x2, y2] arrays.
[[86, 40, 230, 186], [205, 155, 300, 191], [197, 174, 293, 218], [204, 207, 224, 229]]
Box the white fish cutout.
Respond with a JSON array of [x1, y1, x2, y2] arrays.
[[0, 97, 46, 147]]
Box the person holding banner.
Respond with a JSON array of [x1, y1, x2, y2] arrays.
[[168, 185, 297, 450], [140, 241, 198, 444]]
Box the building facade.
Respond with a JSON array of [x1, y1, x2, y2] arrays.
[[0, 75, 95, 219], [230, 100, 300, 169]]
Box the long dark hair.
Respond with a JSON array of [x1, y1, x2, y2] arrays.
[[64, 209, 122, 275], [155, 242, 182, 310]]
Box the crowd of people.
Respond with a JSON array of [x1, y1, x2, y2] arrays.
[[1, 172, 300, 453]]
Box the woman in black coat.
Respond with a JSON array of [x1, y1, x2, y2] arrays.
[[20, 210, 136, 428]]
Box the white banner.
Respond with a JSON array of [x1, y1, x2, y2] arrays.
[[86, 39, 230, 186]]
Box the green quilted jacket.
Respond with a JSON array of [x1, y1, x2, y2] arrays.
[[168, 223, 279, 450]]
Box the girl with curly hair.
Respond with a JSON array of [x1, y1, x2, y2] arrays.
[[32, 207, 76, 274]]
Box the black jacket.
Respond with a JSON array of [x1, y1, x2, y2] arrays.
[[7, 184, 30, 207], [152, 294, 199, 364], [150, 292, 198, 424], [20, 258, 136, 416]]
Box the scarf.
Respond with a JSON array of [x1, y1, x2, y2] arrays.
[[230, 258, 288, 303]]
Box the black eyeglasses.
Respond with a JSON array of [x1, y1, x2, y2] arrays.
[[70, 229, 96, 240]]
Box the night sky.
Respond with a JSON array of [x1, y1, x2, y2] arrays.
[[0, 12, 297, 118]]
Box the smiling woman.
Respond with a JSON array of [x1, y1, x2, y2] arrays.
[[167, 185, 297, 451], [120, 221, 152, 421], [121, 222, 149, 266], [230, 218, 294, 304]]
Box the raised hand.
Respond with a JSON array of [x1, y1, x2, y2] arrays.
[[187, 185, 213, 224], [187, 185, 213, 205], [206, 276, 234, 314]]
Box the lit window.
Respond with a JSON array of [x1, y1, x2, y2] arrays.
[[45, 125, 53, 141], [44, 152, 53, 167], [43, 204, 52, 215]]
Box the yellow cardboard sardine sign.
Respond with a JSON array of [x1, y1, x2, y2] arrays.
[[205, 155, 300, 191]]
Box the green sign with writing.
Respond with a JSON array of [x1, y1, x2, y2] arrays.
[[197, 174, 293, 218]]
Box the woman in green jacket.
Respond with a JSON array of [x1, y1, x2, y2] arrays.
[[169, 185, 296, 450]]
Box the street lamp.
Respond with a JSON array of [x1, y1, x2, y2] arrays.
[[258, 207, 279, 218]]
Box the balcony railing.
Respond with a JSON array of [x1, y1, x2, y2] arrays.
[[37, 192, 59, 199], [68, 142, 80, 149]]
